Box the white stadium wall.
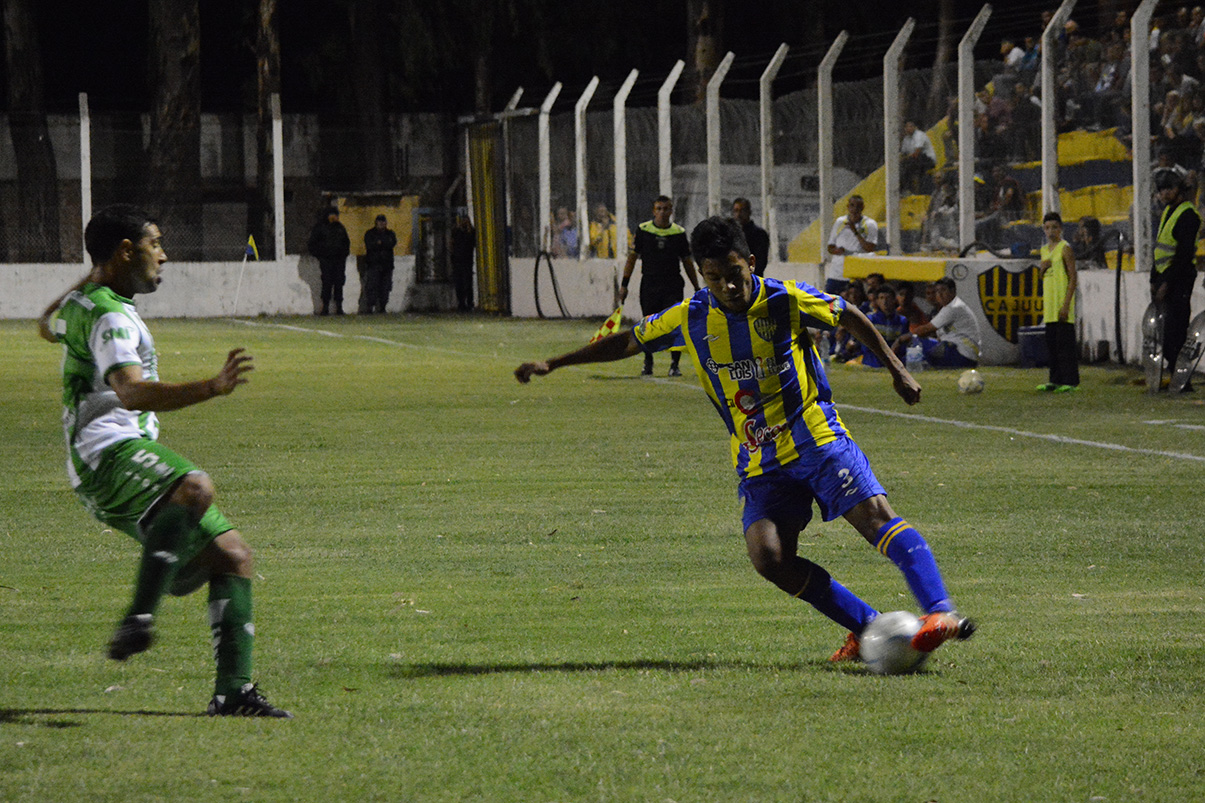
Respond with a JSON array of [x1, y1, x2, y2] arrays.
[[2, 257, 1199, 370]]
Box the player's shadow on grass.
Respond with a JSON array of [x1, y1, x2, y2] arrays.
[[0, 708, 205, 727], [388, 658, 815, 679]]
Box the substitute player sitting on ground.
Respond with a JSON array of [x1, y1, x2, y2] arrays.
[[37, 204, 291, 718], [515, 216, 975, 663]]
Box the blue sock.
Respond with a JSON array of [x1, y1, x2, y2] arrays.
[[791, 558, 878, 633], [875, 517, 953, 614]]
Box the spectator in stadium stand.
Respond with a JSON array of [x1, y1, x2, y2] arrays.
[[1151, 170, 1201, 392], [450, 214, 476, 312], [825, 194, 879, 295], [1008, 82, 1041, 161], [895, 277, 982, 369], [921, 171, 959, 254], [307, 206, 350, 316], [731, 197, 771, 278], [1073, 216, 1107, 269], [1088, 41, 1130, 129], [976, 163, 1025, 247], [900, 120, 936, 194], [864, 272, 885, 298], [550, 206, 579, 258], [515, 216, 977, 665], [973, 111, 1007, 166], [862, 285, 910, 368], [588, 203, 619, 259], [361, 214, 397, 314], [619, 195, 700, 377], [1016, 36, 1040, 86], [896, 282, 930, 333]]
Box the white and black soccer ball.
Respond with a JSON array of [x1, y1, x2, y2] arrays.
[[860, 611, 928, 675], [957, 369, 985, 394]]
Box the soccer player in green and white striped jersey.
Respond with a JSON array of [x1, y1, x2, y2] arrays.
[[37, 204, 290, 718]]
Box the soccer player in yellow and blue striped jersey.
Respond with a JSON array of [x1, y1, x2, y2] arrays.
[[515, 217, 975, 662]]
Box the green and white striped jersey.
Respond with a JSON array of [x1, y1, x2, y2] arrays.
[[51, 282, 160, 486]]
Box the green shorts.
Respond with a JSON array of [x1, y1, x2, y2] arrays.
[[74, 438, 233, 568]]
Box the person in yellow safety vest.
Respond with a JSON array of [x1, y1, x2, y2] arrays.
[[1152, 171, 1201, 392]]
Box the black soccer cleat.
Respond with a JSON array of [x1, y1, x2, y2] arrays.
[[108, 614, 154, 660], [207, 683, 293, 719]]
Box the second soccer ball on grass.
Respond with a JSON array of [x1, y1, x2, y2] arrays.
[[957, 369, 985, 394]]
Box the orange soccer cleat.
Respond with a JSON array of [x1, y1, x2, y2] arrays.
[[829, 631, 862, 662], [910, 611, 977, 653]]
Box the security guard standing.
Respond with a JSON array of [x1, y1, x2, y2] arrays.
[[1152, 171, 1201, 391]]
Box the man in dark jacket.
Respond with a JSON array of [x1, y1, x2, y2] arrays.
[[1152, 171, 1201, 391], [363, 214, 398, 314], [307, 207, 350, 315]]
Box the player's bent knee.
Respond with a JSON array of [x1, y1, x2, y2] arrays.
[[213, 531, 254, 576], [170, 471, 216, 516]]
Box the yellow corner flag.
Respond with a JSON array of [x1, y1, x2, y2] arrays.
[[244, 235, 259, 261], [589, 307, 624, 343]]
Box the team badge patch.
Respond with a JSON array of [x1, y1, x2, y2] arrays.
[[976, 262, 1043, 344], [753, 317, 777, 342]]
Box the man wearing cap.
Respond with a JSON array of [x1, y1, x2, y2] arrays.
[[1152, 171, 1200, 390], [363, 214, 398, 314]]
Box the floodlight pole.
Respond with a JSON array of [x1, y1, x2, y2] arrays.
[[79, 93, 91, 266], [707, 51, 735, 217], [1131, 0, 1159, 271], [538, 82, 563, 253], [272, 93, 285, 259], [614, 69, 639, 263], [958, 6, 992, 249], [502, 87, 523, 236], [658, 60, 685, 199], [884, 18, 915, 255], [818, 31, 849, 264], [574, 77, 600, 261], [760, 44, 789, 265]]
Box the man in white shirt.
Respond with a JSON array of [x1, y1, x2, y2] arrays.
[[900, 120, 937, 194], [897, 277, 981, 367], [825, 194, 879, 294]]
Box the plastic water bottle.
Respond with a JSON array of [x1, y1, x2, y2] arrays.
[[905, 341, 925, 372], [816, 331, 831, 363]]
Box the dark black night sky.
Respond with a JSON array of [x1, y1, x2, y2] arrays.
[[17, 0, 1119, 115]]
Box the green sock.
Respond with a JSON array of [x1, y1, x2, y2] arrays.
[[208, 574, 254, 697], [128, 503, 192, 617]]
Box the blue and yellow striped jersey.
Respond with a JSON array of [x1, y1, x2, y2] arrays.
[[633, 276, 849, 479]]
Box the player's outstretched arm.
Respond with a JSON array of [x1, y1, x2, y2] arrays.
[[108, 348, 254, 412], [515, 331, 641, 383], [37, 272, 96, 343], [839, 305, 921, 405]]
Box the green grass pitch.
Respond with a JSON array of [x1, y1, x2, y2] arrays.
[[2, 315, 1203, 802]]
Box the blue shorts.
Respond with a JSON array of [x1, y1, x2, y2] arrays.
[[738, 435, 886, 533], [918, 337, 977, 368]]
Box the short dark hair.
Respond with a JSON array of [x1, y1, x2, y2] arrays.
[[1043, 211, 1063, 225], [84, 205, 155, 265], [877, 283, 896, 296], [732, 196, 751, 208], [654, 195, 673, 206], [936, 276, 957, 294], [690, 216, 751, 263]]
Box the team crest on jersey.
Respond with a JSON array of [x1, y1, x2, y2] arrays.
[[976, 263, 1043, 343], [753, 317, 777, 341]]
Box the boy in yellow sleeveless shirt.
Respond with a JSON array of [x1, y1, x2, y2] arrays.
[[1038, 212, 1079, 392]]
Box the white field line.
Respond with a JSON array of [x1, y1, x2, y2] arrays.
[[230, 318, 1205, 464]]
